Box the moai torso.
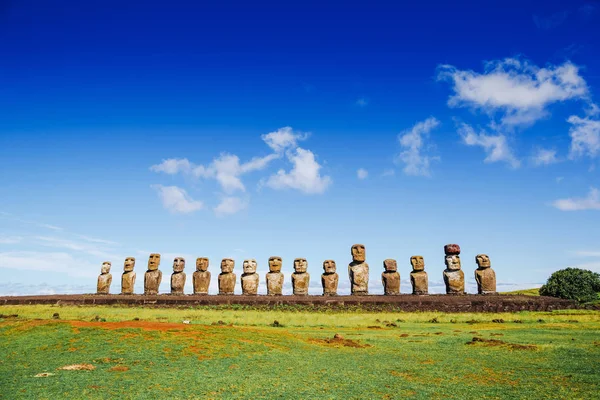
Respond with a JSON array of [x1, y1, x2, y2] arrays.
[[292, 258, 310, 295], [170, 257, 186, 295], [321, 260, 338, 296], [121, 257, 136, 295], [144, 253, 162, 295], [266, 256, 284, 295], [443, 244, 464, 295], [193, 258, 211, 295], [349, 244, 369, 295], [97, 261, 112, 294], [241, 259, 259, 295], [381, 259, 400, 295], [475, 254, 496, 294], [218, 259, 236, 295], [409, 256, 428, 295]]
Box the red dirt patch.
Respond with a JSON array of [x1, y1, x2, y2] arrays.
[[308, 336, 370, 348], [69, 320, 191, 332]]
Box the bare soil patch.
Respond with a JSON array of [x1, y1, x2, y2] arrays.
[[58, 363, 96, 371], [308, 334, 370, 348], [467, 337, 537, 350]]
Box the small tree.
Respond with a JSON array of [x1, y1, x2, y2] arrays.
[[539, 268, 600, 303]]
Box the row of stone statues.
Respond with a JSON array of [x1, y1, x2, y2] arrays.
[[96, 244, 497, 296]]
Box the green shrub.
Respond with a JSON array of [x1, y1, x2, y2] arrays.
[[539, 268, 600, 303]]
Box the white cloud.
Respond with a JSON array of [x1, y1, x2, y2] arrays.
[[0, 251, 98, 278], [568, 115, 600, 159], [438, 58, 589, 126], [151, 184, 203, 214], [381, 169, 395, 177], [531, 148, 559, 166], [214, 197, 248, 216], [265, 148, 332, 194], [357, 168, 368, 180], [0, 236, 23, 244], [355, 98, 369, 107], [552, 187, 600, 211], [395, 117, 440, 176], [261, 126, 308, 153], [458, 123, 520, 168]]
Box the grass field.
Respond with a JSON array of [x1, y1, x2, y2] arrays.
[[1, 305, 599, 399]]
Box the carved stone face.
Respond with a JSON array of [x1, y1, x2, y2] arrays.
[[148, 253, 161, 271], [383, 259, 397, 272], [221, 258, 234, 273], [410, 256, 425, 271], [101, 261, 111, 274], [243, 259, 257, 274], [476, 254, 491, 268], [445, 255, 461, 271], [173, 257, 185, 273], [294, 258, 308, 273], [323, 260, 336, 274], [196, 257, 209, 272], [124, 257, 135, 272], [351, 244, 366, 263], [268, 256, 282, 273]]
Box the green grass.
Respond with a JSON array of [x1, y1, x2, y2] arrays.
[[500, 288, 540, 296], [1, 306, 599, 399]]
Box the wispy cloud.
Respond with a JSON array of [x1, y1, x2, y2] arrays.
[[151, 184, 203, 214], [355, 97, 369, 107], [357, 168, 368, 180], [458, 123, 520, 168], [552, 187, 600, 211], [531, 148, 560, 166], [0, 212, 63, 232], [264, 148, 332, 194], [533, 11, 570, 30], [214, 196, 248, 217], [395, 117, 440, 176], [568, 115, 600, 159], [0, 236, 23, 244]]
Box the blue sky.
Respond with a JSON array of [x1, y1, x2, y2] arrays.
[[1, 0, 599, 295]]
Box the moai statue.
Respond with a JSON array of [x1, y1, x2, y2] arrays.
[[443, 244, 465, 295], [475, 254, 496, 294], [241, 259, 259, 295], [96, 261, 112, 294], [170, 257, 186, 295], [121, 257, 136, 295], [321, 260, 338, 296], [144, 253, 162, 295], [381, 259, 400, 295], [193, 257, 210, 295], [218, 258, 236, 295], [409, 256, 428, 295], [266, 256, 284, 296], [291, 258, 310, 296], [349, 244, 369, 295]]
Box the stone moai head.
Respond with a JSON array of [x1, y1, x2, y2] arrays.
[[294, 258, 308, 273], [124, 257, 136, 272], [383, 259, 397, 272], [410, 256, 425, 271], [148, 253, 161, 271], [221, 258, 234, 274], [101, 261, 111, 274], [444, 244, 461, 271], [323, 260, 336, 274], [351, 244, 366, 263], [173, 257, 185, 273], [243, 259, 257, 274], [196, 257, 209, 272], [268, 256, 282, 273], [476, 254, 491, 268]]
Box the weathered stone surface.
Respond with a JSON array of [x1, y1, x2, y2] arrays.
[[410, 255, 428, 295], [321, 260, 338, 296], [97, 261, 112, 294], [291, 258, 310, 296], [218, 258, 236, 295], [381, 259, 400, 295], [241, 259, 259, 295], [349, 244, 369, 295], [444, 244, 461, 255], [266, 256, 284, 296], [475, 254, 496, 294], [144, 253, 162, 295], [121, 257, 136, 295], [170, 257, 186, 295], [443, 246, 464, 294], [193, 257, 210, 295]]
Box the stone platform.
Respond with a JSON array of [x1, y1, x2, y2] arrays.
[[0, 294, 576, 312]]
